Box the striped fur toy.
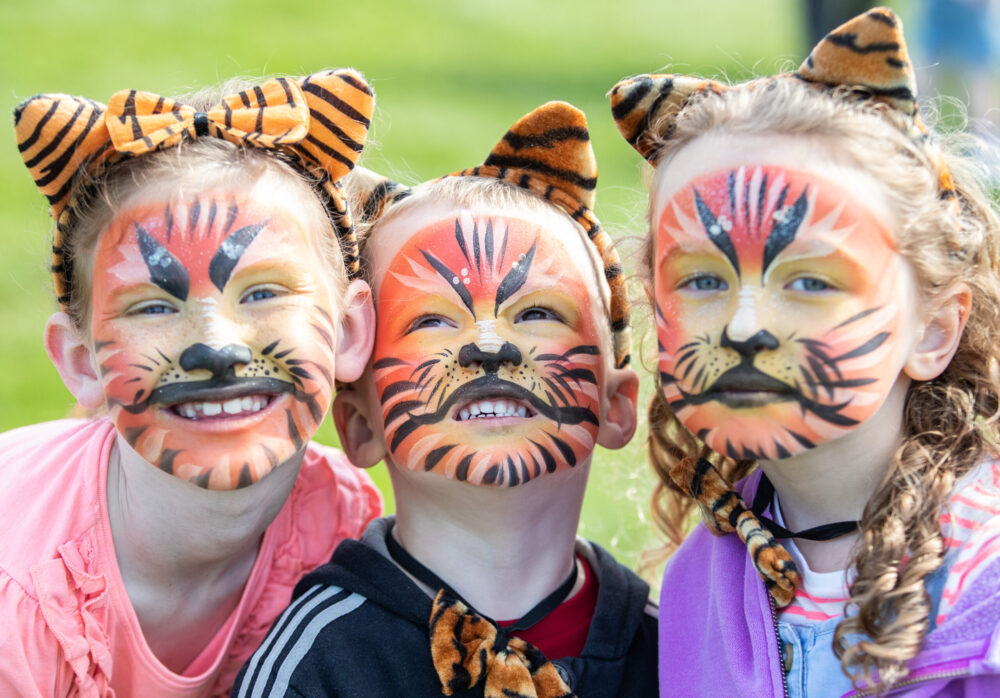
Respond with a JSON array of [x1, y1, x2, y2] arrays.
[[351, 101, 632, 370], [608, 6, 946, 607], [14, 69, 374, 311]]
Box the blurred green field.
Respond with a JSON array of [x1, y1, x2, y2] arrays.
[[1, 0, 917, 571]]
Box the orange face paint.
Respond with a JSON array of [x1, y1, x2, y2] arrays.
[[372, 213, 604, 486], [654, 165, 908, 459], [90, 191, 338, 489]]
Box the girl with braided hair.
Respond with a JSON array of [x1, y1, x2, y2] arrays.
[[610, 7, 1000, 696]]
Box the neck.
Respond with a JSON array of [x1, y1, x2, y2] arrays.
[[389, 459, 589, 621], [106, 434, 302, 670], [758, 377, 909, 571]]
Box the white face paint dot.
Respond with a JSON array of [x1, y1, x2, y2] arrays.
[[463, 278, 470, 284], [452, 276, 460, 285], [461, 268, 468, 276], [512, 262, 519, 269], [709, 224, 721, 235]]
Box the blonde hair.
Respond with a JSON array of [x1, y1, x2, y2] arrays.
[[642, 78, 1000, 690], [62, 80, 347, 330]]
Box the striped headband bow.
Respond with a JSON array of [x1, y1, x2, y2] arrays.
[[352, 101, 632, 369], [14, 69, 373, 310], [609, 6, 958, 205]]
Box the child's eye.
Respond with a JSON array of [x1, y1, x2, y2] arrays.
[[407, 315, 456, 332], [515, 306, 564, 323], [241, 285, 282, 304], [127, 300, 177, 316], [786, 277, 834, 292], [679, 274, 728, 292]]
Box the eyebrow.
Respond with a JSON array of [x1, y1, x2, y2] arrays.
[[208, 221, 267, 292], [136, 223, 190, 301]]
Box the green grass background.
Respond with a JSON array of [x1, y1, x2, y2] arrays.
[[1, 0, 919, 571]]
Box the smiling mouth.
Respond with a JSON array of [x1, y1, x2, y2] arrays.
[[120, 377, 293, 419], [454, 397, 536, 422]]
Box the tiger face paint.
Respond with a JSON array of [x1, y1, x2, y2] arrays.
[[653, 164, 914, 460], [370, 207, 607, 487], [89, 190, 338, 489]]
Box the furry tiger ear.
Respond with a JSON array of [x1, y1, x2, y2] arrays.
[[608, 75, 726, 165], [14, 94, 114, 221], [796, 7, 917, 118], [479, 101, 598, 209], [343, 165, 412, 229], [296, 69, 374, 183]]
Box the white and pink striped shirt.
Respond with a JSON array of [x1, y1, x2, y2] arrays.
[[776, 458, 1000, 626]]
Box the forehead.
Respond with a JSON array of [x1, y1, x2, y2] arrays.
[[368, 200, 607, 302], [652, 132, 898, 237]]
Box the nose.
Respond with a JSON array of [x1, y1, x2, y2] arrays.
[[458, 341, 522, 374], [720, 328, 779, 360], [179, 343, 253, 379]]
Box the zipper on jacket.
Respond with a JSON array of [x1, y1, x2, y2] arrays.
[[850, 668, 971, 696], [768, 594, 790, 698]]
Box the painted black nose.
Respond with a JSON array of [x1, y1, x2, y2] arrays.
[[458, 342, 522, 374], [720, 328, 779, 359], [179, 343, 253, 379]]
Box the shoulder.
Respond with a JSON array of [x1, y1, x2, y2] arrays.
[[272, 442, 383, 565], [934, 457, 1000, 630], [0, 419, 113, 587], [231, 582, 433, 697]]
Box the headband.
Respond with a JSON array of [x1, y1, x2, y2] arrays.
[[354, 101, 632, 369], [609, 7, 949, 607], [609, 7, 958, 203], [14, 69, 374, 310]]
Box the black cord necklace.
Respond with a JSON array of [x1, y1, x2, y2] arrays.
[[751, 473, 860, 541], [385, 527, 578, 632]]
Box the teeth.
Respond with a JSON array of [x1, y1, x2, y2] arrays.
[[171, 395, 270, 420], [456, 398, 532, 421]]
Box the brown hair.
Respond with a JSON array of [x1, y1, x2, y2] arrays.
[[61, 81, 348, 331], [642, 78, 1000, 690]]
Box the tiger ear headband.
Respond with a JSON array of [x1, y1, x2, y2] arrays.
[[609, 6, 958, 202], [609, 7, 951, 607], [352, 100, 632, 370], [14, 69, 374, 310]]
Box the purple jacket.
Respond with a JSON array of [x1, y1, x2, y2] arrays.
[[658, 471, 1000, 696]]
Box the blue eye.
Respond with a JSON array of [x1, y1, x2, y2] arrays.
[[242, 288, 278, 303], [681, 275, 728, 292], [787, 277, 832, 292], [129, 301, 177, 316], [515, 306, 563, 323]]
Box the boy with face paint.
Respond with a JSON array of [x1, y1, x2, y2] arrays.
[[611, 8, 1000, 697], [233, 102, 658, 698], [1, 73, 382, 696]]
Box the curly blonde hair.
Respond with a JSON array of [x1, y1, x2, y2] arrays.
[[642, 78, 1000, 690]]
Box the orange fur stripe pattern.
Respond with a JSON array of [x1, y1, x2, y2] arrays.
[[608, 7, 957, 204], [446, 101, 631, 369], [13, 70, 373, 309], [669, 457, 800, 607], [429, 590, 576, 698]]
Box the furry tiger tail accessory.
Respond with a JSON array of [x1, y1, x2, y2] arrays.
[[14, 69, 373, 308], [430, 590, 575, 698], [349, 101, 632, 369], [608, 6, 937, 607]]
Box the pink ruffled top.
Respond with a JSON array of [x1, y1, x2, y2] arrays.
[[0, 418, 382, 697]]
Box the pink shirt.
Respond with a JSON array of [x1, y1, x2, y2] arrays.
[[0, 418, 382, 697]]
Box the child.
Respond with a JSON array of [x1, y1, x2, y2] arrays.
[[2, 71, 382, 696], [233, 102, 658, 697], [609, 8, 1000, 696]]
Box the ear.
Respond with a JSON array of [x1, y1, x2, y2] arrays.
[[597, 366, 639, 450], [334, 279, 376, 382], [44, 312, 105, 409], [903, 282, 972, 381], [332, 384, 386, 469]]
